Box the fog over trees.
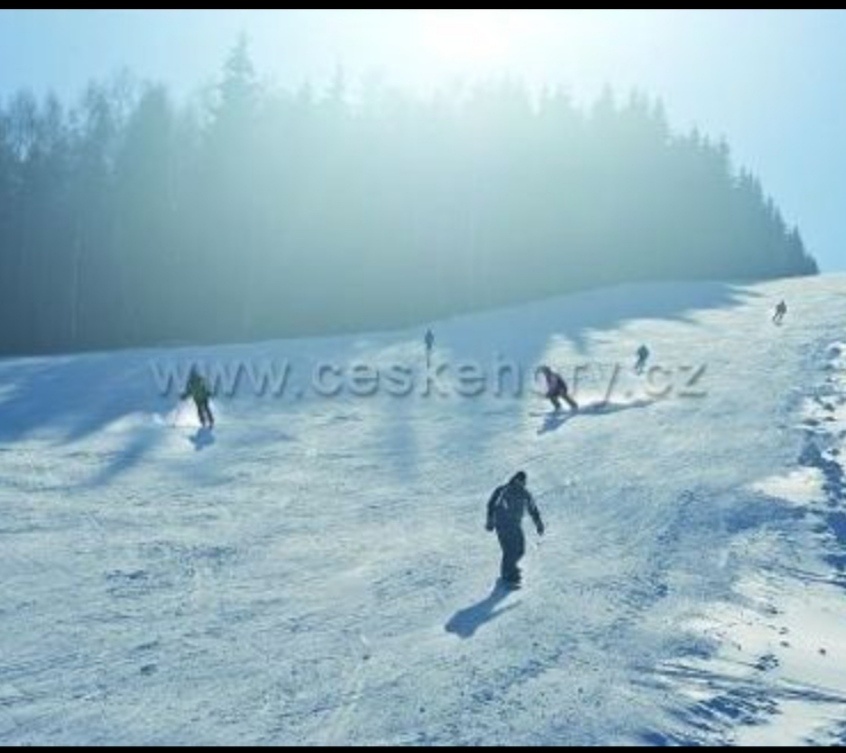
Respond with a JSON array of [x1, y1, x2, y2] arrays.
[[0, 39, 817, 355]]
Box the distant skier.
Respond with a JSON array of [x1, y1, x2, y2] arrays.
[[424, 328, 434, 367], [634, 344, 650, 374], [538, 365, 578, 412], [772, 300, 787, 325], [485, 471, 544, 590], [181, 366, 215, 429]]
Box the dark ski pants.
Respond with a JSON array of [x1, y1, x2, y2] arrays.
[[496, 524, 526, 584], [549, 388, 578, 412], [195, 398, 214, 427]]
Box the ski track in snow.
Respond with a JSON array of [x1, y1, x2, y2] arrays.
[[2, 276, 846, 743]]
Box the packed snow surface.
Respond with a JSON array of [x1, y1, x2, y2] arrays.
[[2, 275, 846, 744]]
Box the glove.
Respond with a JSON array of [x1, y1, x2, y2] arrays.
[[485, 520, 494, 532]]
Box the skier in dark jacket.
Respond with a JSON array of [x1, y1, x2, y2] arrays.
[[181, 366, 214, 428], [772, 299, 787, 325], [486, 470, 544, 589], [538, 365, 578, 412], [424, 328, 434, 367], [634, 344, 650, 374]]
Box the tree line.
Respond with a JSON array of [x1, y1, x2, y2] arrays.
[[0, 38, 817, 356]]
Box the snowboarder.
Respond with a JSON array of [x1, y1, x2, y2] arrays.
[[772, 299, 787, 325], [425, 328, 434, 367], [634, 344, 650, 374], [181, 366, 215, 428], [485, 471, 544, 589], [538, 365, 578, 412]]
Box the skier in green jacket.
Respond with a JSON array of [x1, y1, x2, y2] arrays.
[[181, 366, 215, 428]]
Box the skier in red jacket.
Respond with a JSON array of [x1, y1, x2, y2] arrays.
[[538, 365, 578, 412]]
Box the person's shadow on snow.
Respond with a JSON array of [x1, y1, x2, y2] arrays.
[[537, 410, 575, 434], [444, 582, 520, 639], [537, 398, 658, 435], [189, 426, 215, 451]]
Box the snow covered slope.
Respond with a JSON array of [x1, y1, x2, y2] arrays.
[[2, 274, 846, 745]]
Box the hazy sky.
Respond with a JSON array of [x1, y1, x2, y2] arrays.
[[1, 9, 844, 271]]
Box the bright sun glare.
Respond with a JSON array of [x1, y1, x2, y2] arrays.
[[411, 10, 619, 88], [419, 10, 517, 74]]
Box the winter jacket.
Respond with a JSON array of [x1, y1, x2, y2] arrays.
[[543, 370, 567, 397], [182, 373, 211, 402], [486, 481, 544, 533]]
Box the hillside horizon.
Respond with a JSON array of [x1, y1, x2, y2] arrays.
[[0, 40, 817, 358]]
